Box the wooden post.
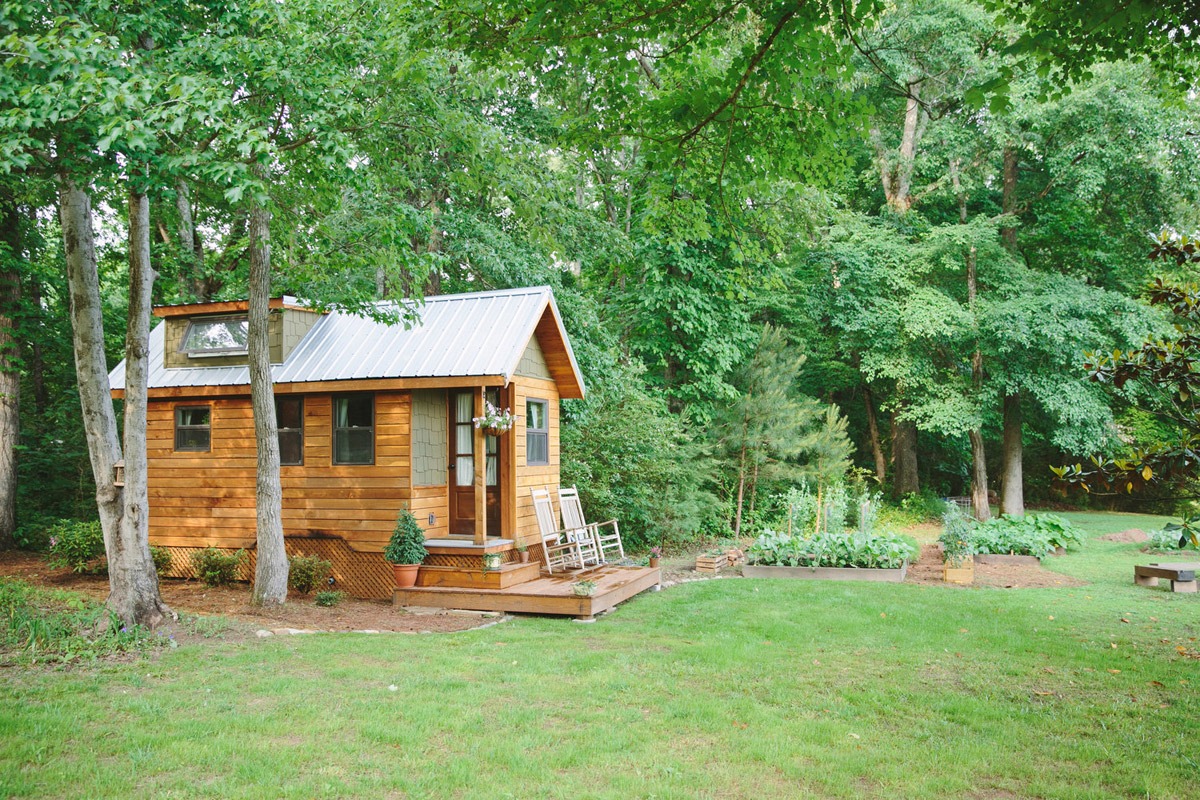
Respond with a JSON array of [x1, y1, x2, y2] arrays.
[[474, 387, 486, 545], [501, 382, 517, 542]]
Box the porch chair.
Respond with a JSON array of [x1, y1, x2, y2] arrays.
[[529, 488, 602, 574], [557, 485, 625, 563]]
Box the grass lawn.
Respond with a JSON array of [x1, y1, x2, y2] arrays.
[[3, 511, 1199, 799]]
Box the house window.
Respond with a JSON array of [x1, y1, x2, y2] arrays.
[[276, 396, 303, 466], [180, 316, 249, 356], [526, 399, 548, 466], [333, 394, 374, 465], [174, 406, 211, 452]]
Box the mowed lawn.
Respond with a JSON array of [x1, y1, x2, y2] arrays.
[[2, 511, 1199, 799]]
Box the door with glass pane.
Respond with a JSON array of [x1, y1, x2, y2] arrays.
[[448, 390, 501, 536]]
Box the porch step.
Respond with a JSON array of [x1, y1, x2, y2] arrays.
[[416, 560, 542, 590]]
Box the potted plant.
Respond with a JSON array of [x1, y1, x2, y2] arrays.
[[385, 507, 427, 588], [482, 551, 503, 572], [572, 579, 597, 597], [472, 401, 516, 437], [939, 507, 975, 585], [648, 546, 662, 569], [515, 542, 530, 563]]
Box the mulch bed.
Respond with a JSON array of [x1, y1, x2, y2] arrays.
[[0, 551, 496, 636], [906, 543, 1085, 589]]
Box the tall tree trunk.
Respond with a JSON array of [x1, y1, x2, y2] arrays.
[[862, 384, 886, 485], [891, 415, 919, 497], [966, 244, 990, 522], [27, 277, 47, 418], [115, 184, 169, 626], [733, 443, 747, 537], [175, 180, 206, 300], [247, 176, 288, 606], [60, 177, 167, 627], [0, 195, 20, 547], [1000, 392, 1024, 517], [1000, 146, 1019, 250]]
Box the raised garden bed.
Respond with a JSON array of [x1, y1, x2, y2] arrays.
[[742, 563, 908, 582], [695, 553, 729, 573]]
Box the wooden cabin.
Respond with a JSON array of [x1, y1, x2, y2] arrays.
[[108, 287, 603, 600]]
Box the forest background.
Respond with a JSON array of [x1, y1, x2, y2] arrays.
[[2, 0, 1198, 561]]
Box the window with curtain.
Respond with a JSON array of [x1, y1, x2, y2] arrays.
[[333, 394, 374, 465], [276, 396, 303, 465], [174, 406, 211, 452], [526, 399, 548, 466]]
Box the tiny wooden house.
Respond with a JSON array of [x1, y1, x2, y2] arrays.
[[109, 287, 586, 599]]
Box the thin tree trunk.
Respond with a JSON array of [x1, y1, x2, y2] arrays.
[[114, 184, 169, 626], [247, 174, 288, 606], [1001, 146, 1018, 250], [1000, 392, 1024, 517], [27, 277, 47, 418], [862, 384, 886, 485], [61, 177, 169, 627], [175, 180, 206, 300], [0, 195, 20, 546], [891, 415, 919, 497], [733, 444, 747, 537], [748, 462, 759, 518], [968, 429, 990, 522]]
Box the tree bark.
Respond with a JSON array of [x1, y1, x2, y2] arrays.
[[115, 184, 169, 626], [247, 176, 288, 606], [60, 177, 168, 627], [175, 180, 206, 300], [966, 242, 990, 521], [0, 195, 20, 546], [1000, 146, 1019, 250], [862, 384, 886, 485], [733, 443, 747, 537], [1000, 392, 1024, 517], [891, 415, 919, 497]]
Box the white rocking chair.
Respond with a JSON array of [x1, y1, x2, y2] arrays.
[[530, 488, 601, 574], [557, 485, 625, 563]]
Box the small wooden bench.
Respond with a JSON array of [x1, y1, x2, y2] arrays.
[[1134, 562, 1199, 593]]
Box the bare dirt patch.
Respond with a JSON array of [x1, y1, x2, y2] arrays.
[[1100, 528, 1148, 543], [0, 550, 496, 635], [906, 544, 1085, 589]]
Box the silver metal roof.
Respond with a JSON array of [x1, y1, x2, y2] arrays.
[[109, 286, 585, 395]]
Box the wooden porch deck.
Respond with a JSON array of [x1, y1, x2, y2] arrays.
[[393, 565, 661, 620]]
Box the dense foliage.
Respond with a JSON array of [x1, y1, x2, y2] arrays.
[[747, 529, 918, 570], [2, 0, 1197, 560]]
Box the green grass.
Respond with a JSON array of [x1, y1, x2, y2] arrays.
[[2, 511, 1199, 799]]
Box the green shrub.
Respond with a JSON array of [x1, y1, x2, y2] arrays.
[[315, 590, 344, 607], [288, 554, 333, 594], [149, 546, 173, 574], [45, 519, 105, 573], [384, 509, 427, 565], [971, 514, 1084, 559], [1147, 528, 1197, 551], [747, 529, 917, 570], [191, 548, 245, 587]]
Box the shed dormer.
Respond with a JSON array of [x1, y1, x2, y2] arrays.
[[156, 297, 324, 369]]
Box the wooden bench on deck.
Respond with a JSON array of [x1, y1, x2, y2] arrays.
[[1134, 562, 1199, 593]]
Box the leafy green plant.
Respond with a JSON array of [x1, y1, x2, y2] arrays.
[[939, 506, 975, 566], [970, 514, 1085, 559], [747, 529, 917, 570], [384, 508, 427, 565], [287, 554, 333, 594], [0, 578, 164, 664], [45, 519, 105, 573], [191, 548, 246, 587], [150, 546, 173, 574], [1147, 527, 1199, 551], [315, 590, 345, 607], [571, 579, 597, 597]]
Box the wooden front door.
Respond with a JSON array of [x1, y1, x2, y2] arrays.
[[448, 389, 501, 536]]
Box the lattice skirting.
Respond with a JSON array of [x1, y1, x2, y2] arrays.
[[155, 538, 395, 600], [424, 550, 525, 569]]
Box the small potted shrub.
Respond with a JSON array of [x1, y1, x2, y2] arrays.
[[940, 507, 975, 584], [385, 508, 428, 588], [648, 546, 662, 569], [515, 541, 529, 563]]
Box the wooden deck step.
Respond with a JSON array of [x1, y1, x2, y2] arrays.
[[394, 565, 662, 619]]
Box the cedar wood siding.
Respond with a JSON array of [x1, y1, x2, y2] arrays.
[[146, 391, 413, 552], [512, 374, 560, 547]]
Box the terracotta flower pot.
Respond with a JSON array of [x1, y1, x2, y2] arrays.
[[649, 556, 660, 568], [518, 551, 530, 563], [392, 563, 420, 588]]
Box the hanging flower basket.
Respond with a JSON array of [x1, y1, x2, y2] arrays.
[[473, 401, 515, 436]]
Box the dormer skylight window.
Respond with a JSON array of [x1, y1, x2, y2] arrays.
[[181, 316, 249, 356]]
